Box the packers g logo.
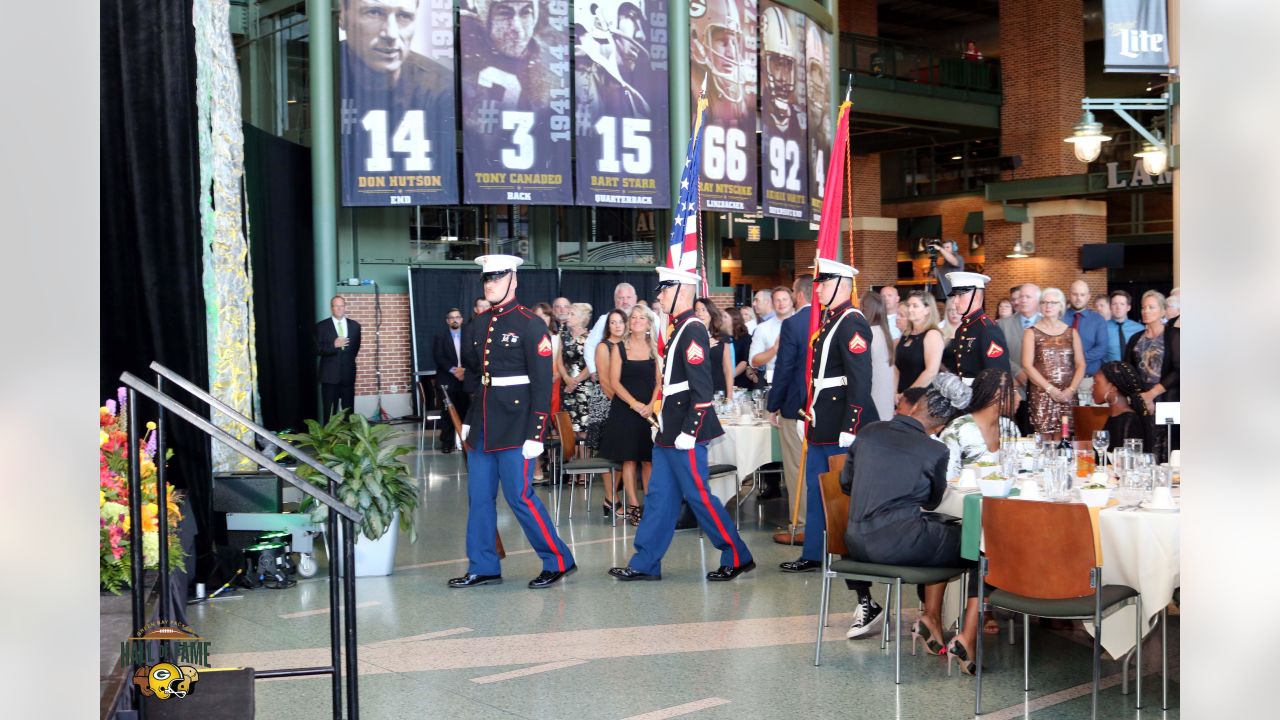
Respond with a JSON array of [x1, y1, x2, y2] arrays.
[[133, 662, 200, 700]]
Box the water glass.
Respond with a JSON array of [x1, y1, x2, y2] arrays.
[[1000, 450, 1020, 480], [1043, 461, 1070, 502], [1124, 438, 1144, 456]]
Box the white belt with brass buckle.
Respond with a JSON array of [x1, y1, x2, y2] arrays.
[[484, 374, 530, 387], [662, 381, 689, 395], [813, 376, 848, 390]]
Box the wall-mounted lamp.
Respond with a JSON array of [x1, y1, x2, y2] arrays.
[[1063, 110, 1112, 163], [1006, 239, 1029, 259], [1069, 95, 1173, 176]]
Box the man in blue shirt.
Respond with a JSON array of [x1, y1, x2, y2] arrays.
[[1062, 280, 1109, 378], [1106, 290, 1143, 362]]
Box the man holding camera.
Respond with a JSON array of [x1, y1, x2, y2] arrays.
[[925, 238, 964, 302]]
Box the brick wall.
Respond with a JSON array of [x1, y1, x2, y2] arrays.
[[841, 0, 877, 35], [982, 211, 1108, 308], [998, 0, 1086, 180], [338, 292, 414, 398]]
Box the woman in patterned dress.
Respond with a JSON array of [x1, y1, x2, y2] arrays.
[[1021, 287, 1085, 437], [556, 303, 594, 457]]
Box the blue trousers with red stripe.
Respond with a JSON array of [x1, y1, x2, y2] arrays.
[[629, 444, 753, 576], [465, 429, 573, 576], [801, 443, 848, 562]]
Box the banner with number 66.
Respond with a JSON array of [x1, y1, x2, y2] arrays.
[[690, 0, 758, 213], [339, 0, 460, 206], [573, 0, 671, 208], [460, 0, 574, 205]]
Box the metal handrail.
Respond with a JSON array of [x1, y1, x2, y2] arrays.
[[121, 373, 361, 521], [149, 362, 343, 486], [118, 370, 362, 719]]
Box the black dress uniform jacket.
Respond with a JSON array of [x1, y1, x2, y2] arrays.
[[459, 299, 554, 452], [943, 309, 1012, 380], [655, 310, 724, 447], [806, 302, 881, 444]]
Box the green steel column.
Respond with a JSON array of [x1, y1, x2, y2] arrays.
[[828, 0, 839, 129], [669, 0, 690, 214], [309, 0, 338, 318]]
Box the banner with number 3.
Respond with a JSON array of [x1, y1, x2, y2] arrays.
[[460, 0, 574, 205], [690, 0, 758, 213], [573, 0, 671, 208], [339, 0, 460, 206]]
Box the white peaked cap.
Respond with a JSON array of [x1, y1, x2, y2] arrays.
[[655, 265, 701, 285], [815, 257, 858, 278], [475, 254, 524, 274], [945, 271, 991, 291]]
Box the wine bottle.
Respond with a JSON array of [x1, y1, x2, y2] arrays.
[[1057, 414, 1073, 450]]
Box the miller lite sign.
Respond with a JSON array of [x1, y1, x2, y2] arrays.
[[1103, 0, 1170, 73]]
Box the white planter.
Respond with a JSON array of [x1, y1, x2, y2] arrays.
[[327, 511, 400, 577]]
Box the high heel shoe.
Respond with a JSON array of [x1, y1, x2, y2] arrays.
[[602, 501, 619, 518], [626, 505, 643, 526], [912, 619, 945, 656], [946, 636, 977, 676]]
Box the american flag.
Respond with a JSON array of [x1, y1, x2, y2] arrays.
[[667, 96, 709, 280]]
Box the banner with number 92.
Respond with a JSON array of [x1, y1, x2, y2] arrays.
[[759, 2, 807, 220], [339, 0, 459, 206], [573, 0, 671, 208], [460, 0, 573, 205], [689, 0, 758, 213]]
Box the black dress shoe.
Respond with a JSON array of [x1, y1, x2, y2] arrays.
[[707, 561, 756, 581], [779, 558, 822, 573], [528, 564, 577, 589], [758, 486, 782, 500], [440, 446, 455, 454], [447, 573, 502, 588], [608, 566, 661, 581]]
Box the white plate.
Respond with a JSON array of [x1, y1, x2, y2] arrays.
[[1141, 505, 1180, 513]]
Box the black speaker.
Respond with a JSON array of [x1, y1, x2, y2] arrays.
[[733, 283, 753, 306], [211, 473, 282, 513], [1080, 243, 1124, 270]]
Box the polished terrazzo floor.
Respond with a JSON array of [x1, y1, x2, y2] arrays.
[[193, 426, 1179, 719]]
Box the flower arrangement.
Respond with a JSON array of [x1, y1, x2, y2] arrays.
[[100, 387, 185, 594]]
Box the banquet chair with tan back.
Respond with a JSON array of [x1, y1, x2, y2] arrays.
[[553, 411, 622, 526], [813, 454, 968, 684], [976, 498, 1158, 718]]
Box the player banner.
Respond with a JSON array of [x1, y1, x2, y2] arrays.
[[759, 2, 807, 220], [690, 0, 758, 213], [804, 19, 831, 223], [573, 0, 671, 208], [460, 0, 573, 204], [339, 0, 460, 206]]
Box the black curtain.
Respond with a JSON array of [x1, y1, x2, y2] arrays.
[[244, 124, 315, 433], [101, 0, 215, 583], [408, 268, 558, 373]]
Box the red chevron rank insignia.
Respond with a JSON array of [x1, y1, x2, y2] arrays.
[[686, 341, 705, 364], [848, 332, 868, 354], [537, 336, 553, 357], [986, 341, 1004, 358]]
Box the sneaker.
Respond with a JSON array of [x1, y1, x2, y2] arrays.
[[846, 595, 884, 639]]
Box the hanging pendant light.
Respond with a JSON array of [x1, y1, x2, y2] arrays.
[[1134, 128, 1169, 176], [1063, 111, 1111, 163], [1006, 239, 1028, 259]]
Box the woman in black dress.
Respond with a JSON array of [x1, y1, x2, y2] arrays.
[[599, 307, 661, 525], [694, 297, 735, 398], [1090, 361, 1154, 452], [728, 307, 755, 391], [895, 290, 945, 396]]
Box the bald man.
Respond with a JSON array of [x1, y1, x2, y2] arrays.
[[1062, 280, 1109, 380]]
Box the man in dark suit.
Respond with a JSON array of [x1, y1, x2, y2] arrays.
[[432, 308, 467, 453], [315, 295, 362, 421], [765, 274, 811, 529]]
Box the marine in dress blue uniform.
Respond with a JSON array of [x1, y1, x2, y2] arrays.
[[608, 265, 755, 582], [940, 271, 1011, 382], [448, 255, 576, 589], [779, 258, 880, 572]]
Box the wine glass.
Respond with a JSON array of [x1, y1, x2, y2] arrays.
[[1092, 430, 1110, 473]]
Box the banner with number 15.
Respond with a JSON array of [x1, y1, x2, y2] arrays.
[[339, 0, 460, 207]]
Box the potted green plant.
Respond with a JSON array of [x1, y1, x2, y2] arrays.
[[282, 412, 418, 576]]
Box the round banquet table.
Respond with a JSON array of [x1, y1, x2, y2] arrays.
[[935, 482, 1179, 658], [705, 419, 780, 504]]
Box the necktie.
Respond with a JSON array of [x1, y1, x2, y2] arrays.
[[338, 319, 346, 338], [1116, 321, 1126, 358], [1071, 312, 1080, 330]]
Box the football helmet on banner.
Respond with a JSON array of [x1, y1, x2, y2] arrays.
[[761, 5, 797, 132]]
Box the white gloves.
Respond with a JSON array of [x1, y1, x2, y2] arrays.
[[674, 432, 696, 450], [838, 432, 856, 448], [521, 440, 544, 459], [460, 424, 470, 442], [795, 420, 807, 441]]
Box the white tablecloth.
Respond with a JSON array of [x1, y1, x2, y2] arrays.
[[705, 421, 776, 501], [933, 483, 1179, 658]]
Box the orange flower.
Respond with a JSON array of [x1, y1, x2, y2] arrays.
[[140, 503, 159, 533]]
